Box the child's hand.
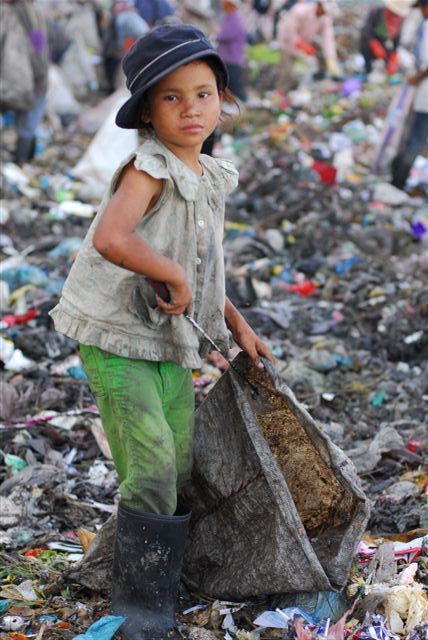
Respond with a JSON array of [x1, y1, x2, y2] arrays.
[[156, 276, 193, 316], [225, 298, 274, 369], [232, 324, 275, 369]]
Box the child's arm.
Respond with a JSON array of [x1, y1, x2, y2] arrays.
[[93, 163, 192, 316], [224, 297, 274, 369]]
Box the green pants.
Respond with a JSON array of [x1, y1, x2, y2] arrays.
[[79, 345, 195, 515]]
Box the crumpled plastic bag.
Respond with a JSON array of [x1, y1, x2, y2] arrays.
[[384, 584, 428, 635], [72, 92, 138, 192], [46, 65, 82, 119]]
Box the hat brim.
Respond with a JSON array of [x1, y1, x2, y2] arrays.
[[116, 50, 228, 129], [383, 0, 412, 16]]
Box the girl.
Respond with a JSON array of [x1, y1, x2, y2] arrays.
[[50, 24, 273, 639]]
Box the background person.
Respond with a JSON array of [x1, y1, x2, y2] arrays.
[[391, 0, 428, 189], [135, 0, 175, 26], [0, 0, 50, 164], [102, 0, 149, 94], [216, 0, 247, 102], [276, 0, 340, 93], [179, 1, 216, 37], [359, 0, 413, 75]]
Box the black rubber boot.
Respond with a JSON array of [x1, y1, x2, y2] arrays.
[[13, 136, 35, 165], [112, 502, 190, 640]]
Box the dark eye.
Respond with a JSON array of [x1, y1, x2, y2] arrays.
[[164, 95, 177, 102], [199, 91, 209, 99]]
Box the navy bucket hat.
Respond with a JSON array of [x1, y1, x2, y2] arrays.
[[116, 24, 229, 129]]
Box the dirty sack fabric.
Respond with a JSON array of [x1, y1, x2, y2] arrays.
[[0, 5, 35, 111], [181, 352, 370, 599]]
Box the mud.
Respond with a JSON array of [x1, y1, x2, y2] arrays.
[[256, 392, 358, 537]]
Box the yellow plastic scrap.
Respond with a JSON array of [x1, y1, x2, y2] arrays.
[[77, 528, 97, 553], [8, 284, 36, 306], [384, 584, 428, 635]]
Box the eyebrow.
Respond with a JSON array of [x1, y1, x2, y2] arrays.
[[158, 83, 215, 92]]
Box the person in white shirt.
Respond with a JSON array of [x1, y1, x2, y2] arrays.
[[391, 0, 428, 189]]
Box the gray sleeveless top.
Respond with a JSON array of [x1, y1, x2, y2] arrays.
[[50, 137, 239, 369]]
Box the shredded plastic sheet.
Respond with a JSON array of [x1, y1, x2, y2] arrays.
[[72, 615, 126, 640], [254, 607, 317, 629], [357, 537, 427, 565], [0, 405, 99, 430]]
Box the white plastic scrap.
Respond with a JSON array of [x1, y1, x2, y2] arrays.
[[0, 615, 25, 631], [254, 607, 308, 629], [404, 331, 424, 344]]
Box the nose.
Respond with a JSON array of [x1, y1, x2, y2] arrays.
[[181, 96, 200, 117]]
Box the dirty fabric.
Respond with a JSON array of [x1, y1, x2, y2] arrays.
[[50, 136, 239, 369], [182, 351, 370, 599], [80, 344, 195, 515]]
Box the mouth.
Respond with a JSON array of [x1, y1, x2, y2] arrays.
[[181, 124, 204, 133]]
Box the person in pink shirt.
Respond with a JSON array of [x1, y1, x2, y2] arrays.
[[276, 0, 340, 92]]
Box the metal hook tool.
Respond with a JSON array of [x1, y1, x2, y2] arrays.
[[148, 280, 271, 395]]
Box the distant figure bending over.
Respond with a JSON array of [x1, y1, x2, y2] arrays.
[[276, 0, 340, 93]]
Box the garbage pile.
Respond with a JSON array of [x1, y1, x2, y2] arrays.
[[1, 26, 428, 640]]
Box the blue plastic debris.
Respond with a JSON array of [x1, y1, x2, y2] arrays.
[[0, 599, 10, 613], [72, 615, 126, 640], [0, 265, 48, 292]]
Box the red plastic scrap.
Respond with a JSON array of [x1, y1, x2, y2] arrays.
[[406, 437, 427, 454], [311, 160, 337, 185], [286, 281, 318, 296], [395, 546, 422, 563], [24, 548, 45, 557], [0, 309, 37, 329]]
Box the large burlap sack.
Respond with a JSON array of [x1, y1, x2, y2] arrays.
[[0, 6, 34, 111], [182, 352, 370, 600]]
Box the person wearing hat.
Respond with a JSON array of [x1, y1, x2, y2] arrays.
[[276, 0, 340, 92], [391, 0, 428, 188], [135, 0, 175, 27], [359, 0, 414, 75], [50, 23, 273, 640], [179, 1, 216, 37], [102, 0, 149, 94]]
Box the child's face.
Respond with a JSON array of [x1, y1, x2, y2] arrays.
[[143, 61, 222, 155]]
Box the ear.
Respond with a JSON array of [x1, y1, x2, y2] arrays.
[[140, 103, 151, 124]]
